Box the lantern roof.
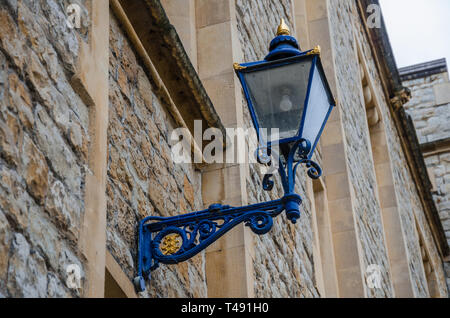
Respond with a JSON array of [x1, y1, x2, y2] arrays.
[[233, 19, 336, 161], [266, 19, 302, 61]]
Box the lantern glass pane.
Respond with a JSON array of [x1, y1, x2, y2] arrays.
[[301, 65, 332, 148], [243, 59, 313, 142]]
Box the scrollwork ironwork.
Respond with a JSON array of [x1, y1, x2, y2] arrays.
[[262, 174, 274, 191], [134, 137, 322, 292]]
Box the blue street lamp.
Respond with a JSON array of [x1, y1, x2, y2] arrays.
[[134, 19, 336, 292], [234, 19, 335, 162]]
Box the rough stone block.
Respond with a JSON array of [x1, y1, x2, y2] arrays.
[[7, 233, 48, 298], [0, 209, 11, 286], [21, 135, 49, 203], [45, 179, 81, 241], [434, 82, 450, 106], [34, 105, 81, 196]]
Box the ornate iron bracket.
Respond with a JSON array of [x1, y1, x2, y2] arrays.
[[134, 139, 321, 292]]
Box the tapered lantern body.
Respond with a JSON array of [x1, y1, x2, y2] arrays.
[[234, 20, 335, 159]]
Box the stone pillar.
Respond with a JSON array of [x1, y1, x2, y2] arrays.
[[292, 0, 310, 49], [195, 0, 254, 297], [75, 0, 110, 298], [292, 0, 366, 297], [321, 108, 366, 297], [308, 178, 340, 297], [304, 0, 336, 94], [369, 120, 414, 296], [360, 56, 414, 296], [160, 0, 198, 70]]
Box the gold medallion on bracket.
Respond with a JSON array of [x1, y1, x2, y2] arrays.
[[160, 233, 182, 255]]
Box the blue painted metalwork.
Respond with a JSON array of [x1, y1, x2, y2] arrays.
[[298, 56, 319, 140], [235, 51, 335, 158], [133, 23, 334, 292], [265, 34, 302, 61], [134, 138, 321, 292]]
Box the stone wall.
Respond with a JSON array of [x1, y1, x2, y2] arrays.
[[403, 72, 450, 145], [403, 71, 450, 242], [402, 67, 450, 292], [0, 0, 448, 299], [107, 13, 206, 298], [351, 3, 447, 296], [425, 152, 450, 289], [236, 0, 320, 298], [234, 0, 446, 298], [0, 0, 90, 297], [327, 0, 393, 297], [0, 0, 208, 299]]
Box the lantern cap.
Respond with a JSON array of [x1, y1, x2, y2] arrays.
[[276, 18, 291, 36], [265, 19, 301, 61]]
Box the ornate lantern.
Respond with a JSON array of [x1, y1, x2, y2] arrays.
[[133, 19, 335, 292]]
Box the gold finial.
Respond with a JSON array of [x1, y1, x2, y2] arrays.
[[276, 18, 290, 36], [233, 63, 247, 70], [306, 45, 321, 56]]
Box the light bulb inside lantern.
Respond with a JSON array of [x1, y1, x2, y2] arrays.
[[279, 89, 293, 112]]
